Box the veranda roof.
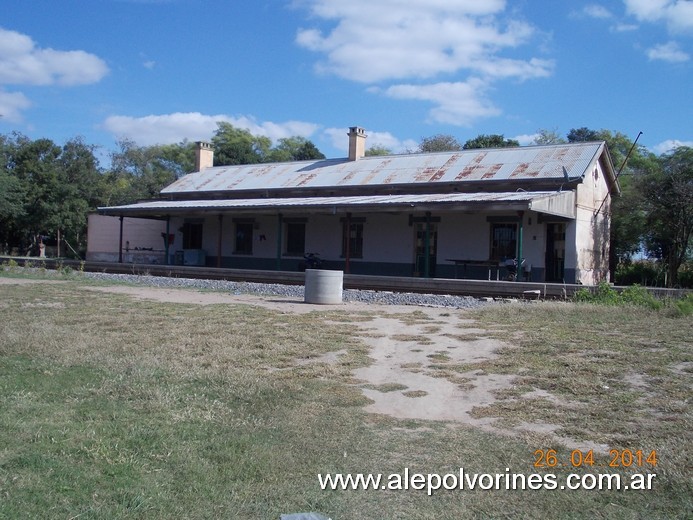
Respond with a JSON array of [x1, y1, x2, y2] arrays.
[[99, 190, 576, 219]]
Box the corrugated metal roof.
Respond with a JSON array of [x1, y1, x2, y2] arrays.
[[99, 190, 575, 219], [161, 142, 606, 195]]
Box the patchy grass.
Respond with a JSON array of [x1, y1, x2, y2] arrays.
[[363, 383, 409, 393], [402, 390, 429, 398], [0, 274, 691, 518], [390, 334, 435, 345], [462, 302, 692, 500]]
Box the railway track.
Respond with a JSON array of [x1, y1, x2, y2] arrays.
[[1, 256, 686, 300]]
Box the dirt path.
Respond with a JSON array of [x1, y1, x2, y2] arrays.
[[4, 278, 591, 447]]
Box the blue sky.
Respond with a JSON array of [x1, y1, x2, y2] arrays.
[[1, 0, 691, 162]]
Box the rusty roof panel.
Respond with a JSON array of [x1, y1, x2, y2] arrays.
[[160, 142, 605, 195]]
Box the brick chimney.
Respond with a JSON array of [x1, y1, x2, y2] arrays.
[[347, 126, 367, 161], [195, 141, 214, 171]]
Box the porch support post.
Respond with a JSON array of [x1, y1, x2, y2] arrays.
[[424, 211, 431, 278], [216, 214, 223, 268], [118, 216, 124, 263], [165, 216, 170, 265], [344, 212, 351, 274], [276, 213, 283, 270], [517, 211, 524, 279]]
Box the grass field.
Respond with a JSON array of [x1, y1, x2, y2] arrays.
[[0, 271, 691, 519]]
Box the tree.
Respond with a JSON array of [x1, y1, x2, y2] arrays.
[[365, 145, 392, 157], [567, 127, 600, 143], [267, 136, 325, 162], [532, 128, 566, 145], [463, 134, 519, 149], [212, 122, 271, 165], [11, 137, 63, 254], [107, 139, 195, 204], [641, 147, 693, 287], [418, 134, 462, 153]]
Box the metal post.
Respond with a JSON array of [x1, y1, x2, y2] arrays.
[[424, 211, 431, 278], [276, 213, 283, 270], [517, 211, 524, 280], [217, 214, 223, 268], [345, 212, 351, 274], [165, 216, 170, 265], [118, 216, 124, 263]]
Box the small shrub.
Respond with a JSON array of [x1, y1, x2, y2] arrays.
[[574, 282, 664, 310], [573, 287, 594, 302], [674, 294, 693, 317], [591, 281, 621, 305], [2, 259, 19, 272], [620, 285, 662, 310], [677, 266, 693, 289]]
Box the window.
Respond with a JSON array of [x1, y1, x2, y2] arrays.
[[490, 223, 517, 261], [342, 222, 364, 258], [285, 222, 305, 256], [182, 222, 203, 249], [234, 222, 253, 254]]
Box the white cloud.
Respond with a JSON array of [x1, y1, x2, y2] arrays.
[[646, 41, 690, 62], [584, 5, 613, 19], [513, 133, 539, 146], [0, 88, 31, 122], [653, 139, 693, 154], [0, 27, 109, 86], [294, 1, 551, 127], [295, 1, 546, 83], [323, 126, 417, 154], [101, 112, 320, 147], [612, 23, 639, 32], [383, 79, 501, 126], [623, 0, 693, 33]]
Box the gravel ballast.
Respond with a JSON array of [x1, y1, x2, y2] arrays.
[[77, 271, 487, 309]]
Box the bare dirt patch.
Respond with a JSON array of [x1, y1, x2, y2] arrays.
[[77, 283, 592, 447]]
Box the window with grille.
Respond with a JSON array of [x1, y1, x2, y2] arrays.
[[234, 222, 253, 254], [285, 222, 305, 256], [490, 223, 517, 261]]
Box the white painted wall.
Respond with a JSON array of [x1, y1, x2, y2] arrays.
[[573, 160, 612, 284], [86, 214, 167, 263], [522, 212, 545, 273], [361, 214, 414, 263]]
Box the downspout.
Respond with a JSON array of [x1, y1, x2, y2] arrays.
[[344, 212, 351, 274], [118, 216, 124, 263], [217, 214, 223, 268], [276, 213, 283, 270], [517, 211, 524, 279], [165, 216, 170, 265], [424, 211, 431, 278]]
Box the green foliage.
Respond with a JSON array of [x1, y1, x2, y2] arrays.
[[211, 123, 325, 166], [1, 258, 19, 272], [531, 128, 566, 145], [365, 145, 392, 156], [619, 285, 663, 310], [567, 127, 601, 142], [107, 139, 196, 204], [615, 261, 666, 287], [418, 134, 462, 152], [574, 282, 662, 310], [211, 122, 271, 165], [463, 134, 520, 149], [266, 136, 325, 162], [641, 146, 693, 287], [674, 293, 693, 316]]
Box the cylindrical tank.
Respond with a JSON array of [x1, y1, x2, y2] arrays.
[[304, 269, 343, 304]]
